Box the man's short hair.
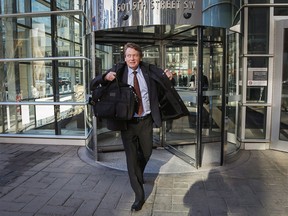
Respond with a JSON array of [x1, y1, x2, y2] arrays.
[[124, 43, 143, 58]]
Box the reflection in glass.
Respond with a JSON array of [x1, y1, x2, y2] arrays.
[[246, 57, 268, 103], [226, 101, 236, 134], [245, 106, 266, 139], [165, 45, 195, 87], [163, 27, 224, 166], [0, 104, 89, 136], [274, 0, 288, 16], [1, 15, 82, 59], [143, 46, 160, 66], [227, 33, 238, 95], [248, 7, 269, 54], [237, 105, 242, 140], [0, 60, 85, 102], [279, 28, 288, 141], [226, 31, 241, 151], [203, 1, 240, 28]]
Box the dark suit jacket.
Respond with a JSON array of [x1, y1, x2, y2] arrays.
[[90, 61, 189, 131], [190, 74, 209, 90]]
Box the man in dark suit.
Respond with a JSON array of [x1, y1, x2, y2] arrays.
[[190, 67, 209, 104], [90, 43, 188, 211]]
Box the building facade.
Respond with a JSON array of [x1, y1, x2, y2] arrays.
[[0, 0, 93, 145], [239, 1, 288, 153]]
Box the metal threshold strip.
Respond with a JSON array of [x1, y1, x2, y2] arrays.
[[164, 144, 196, 167]]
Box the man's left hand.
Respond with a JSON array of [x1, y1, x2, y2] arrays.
[[164, 69, 173, 80]]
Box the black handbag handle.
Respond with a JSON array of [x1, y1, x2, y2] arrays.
[[106, 77, 121, 92], [89, 78, 122, 106]]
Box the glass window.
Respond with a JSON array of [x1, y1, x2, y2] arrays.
[[239, 57, 243, 94], [203, 43, 223, 90], [75, 44, 82, 56], [95, 44, 114, 74], [227, 32, 241, 142], [237, 104, 243, 140], [245, 106, 267, 139], [1, 17, 52, 59], [56, 0, 81, 10], [2, 16, 82, 58], [248, 7, 269, 54], [248, 0, 270, 3], [227, 101, 236, 134], [31, 1, 50, 13], [165, 45, 193, 87], [203, 3, 233, 28], [227, 33, 237, 95], [57, 15, 81, 43], [0, 1, 32, 14], [279, 28, 288, 141], [246, 57, 268, 103], [0, 60, 85, 103], [274, 0, 288, 16], [203, 27, 224, 42], [0, 104, 89, 136]]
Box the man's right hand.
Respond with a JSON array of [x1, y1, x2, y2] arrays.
[[104, 71, 116, 81]]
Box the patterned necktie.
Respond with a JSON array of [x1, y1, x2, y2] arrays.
[[133, 71, 143, 115]]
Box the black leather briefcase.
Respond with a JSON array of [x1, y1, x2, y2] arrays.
[[90, 79, 138, 120]]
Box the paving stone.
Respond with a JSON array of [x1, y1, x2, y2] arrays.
[[0, 201, 26, 211], [0, 187, 28, 201], [47, 189, 74, 206], [73, 200, 99, 216], [37, 204, 77, 215], [20, 195, 52, 213], [0, 211, 32, 216]]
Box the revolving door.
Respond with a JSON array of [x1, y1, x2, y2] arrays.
[[92, 25, 226, 168]]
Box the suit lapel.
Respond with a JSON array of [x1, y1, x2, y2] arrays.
[[122, 66, 128, 83]]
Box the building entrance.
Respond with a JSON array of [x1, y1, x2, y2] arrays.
[[91, 25, 229, 168]]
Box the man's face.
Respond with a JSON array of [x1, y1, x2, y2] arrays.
[[124, 48, 141, 70]]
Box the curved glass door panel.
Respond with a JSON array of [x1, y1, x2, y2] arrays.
[[226, 31, 241, 155], [164, 42, 198, 166], [163, 26, 226, 167], [200, 40, 224, 167]]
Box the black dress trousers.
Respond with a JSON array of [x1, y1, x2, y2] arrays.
[[121, 115, 153, 202]]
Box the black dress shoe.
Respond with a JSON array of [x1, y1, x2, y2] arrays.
[[131, 200, 145, 211]]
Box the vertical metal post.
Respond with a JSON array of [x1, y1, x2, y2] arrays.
[[196, 27, 203, 168], [159, 40, 165, 147], [92, 116, 98, 160], [221, 28, 227, 166], [51, 0, 61, 135], [91, 23, 98, 160]]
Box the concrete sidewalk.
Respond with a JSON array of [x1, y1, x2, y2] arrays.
[[0, 143, 287, 216]]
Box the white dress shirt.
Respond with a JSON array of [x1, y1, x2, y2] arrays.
[[127, 67, 151, 117]]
